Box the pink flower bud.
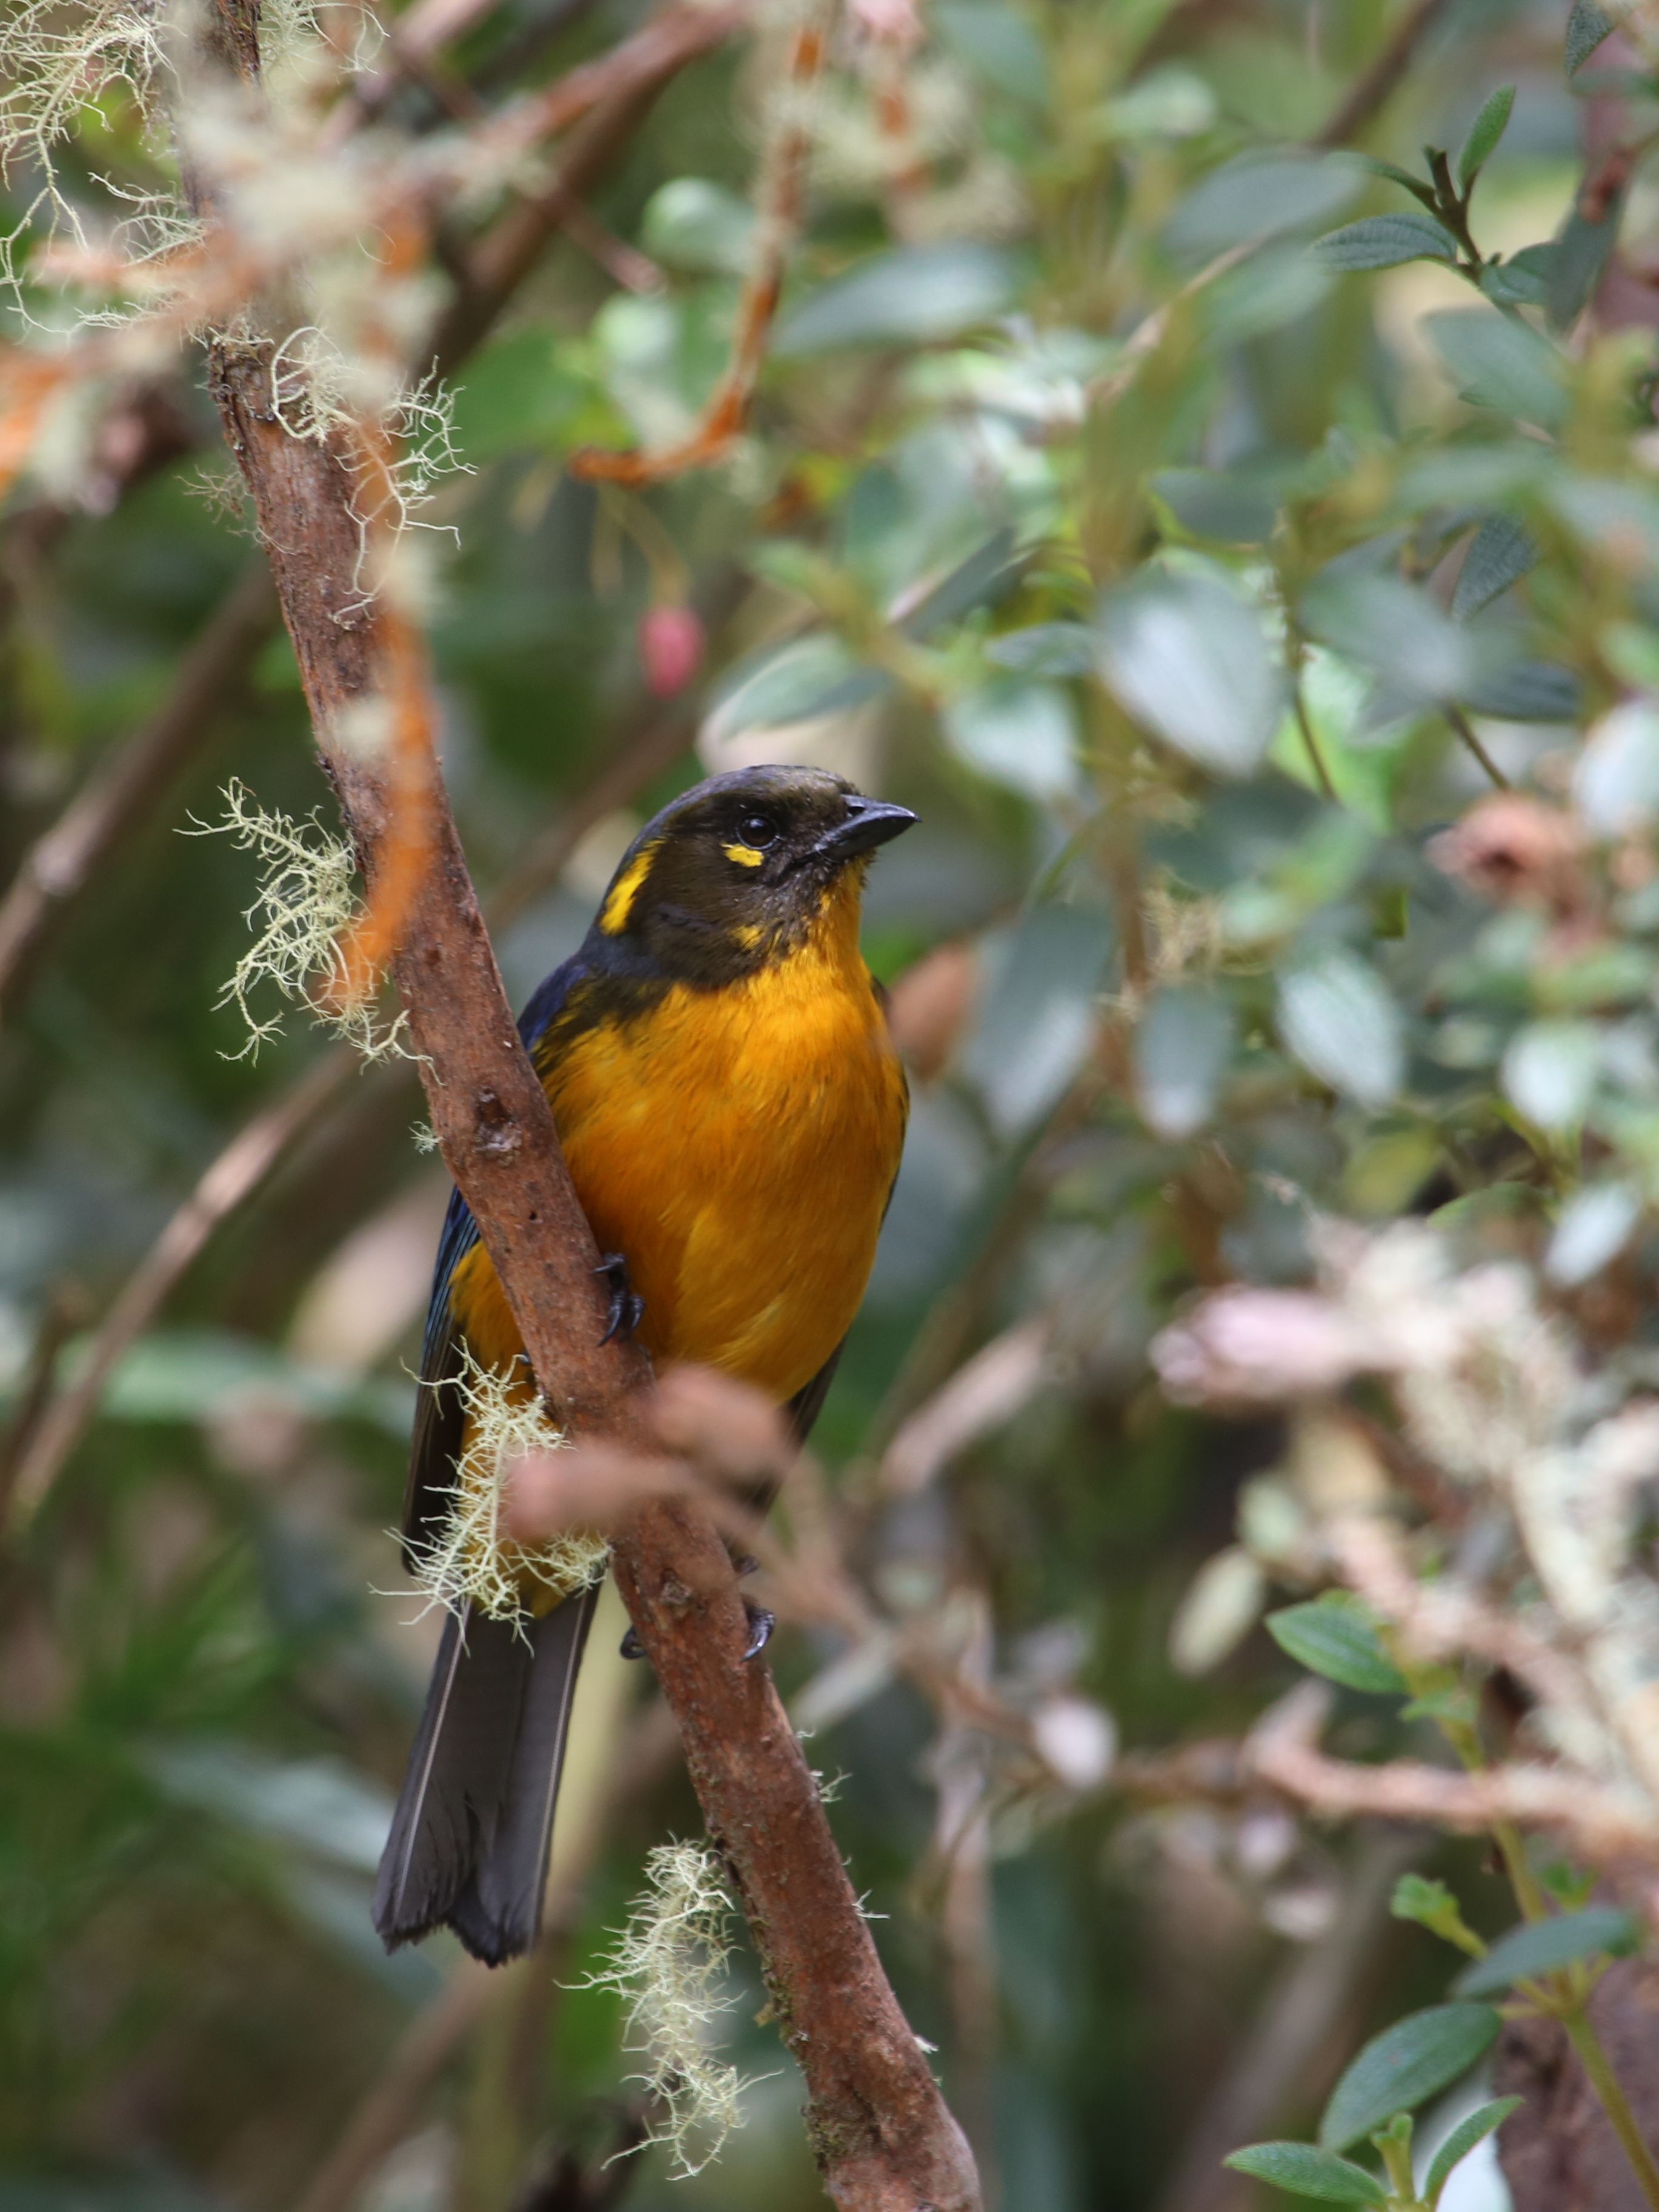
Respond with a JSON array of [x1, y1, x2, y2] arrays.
[[637, 605, 705, 699]]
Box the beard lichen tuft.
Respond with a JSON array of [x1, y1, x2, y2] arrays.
[[408, 1346, 608, 1630], [581, 1841, 758, 2179], [190, 777, 413, 1063]]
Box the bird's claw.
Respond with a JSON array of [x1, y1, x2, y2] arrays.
[[619, 1601, 775, 1663], [596, 1252, 645, 1347], [742, 1601, 776, 1660]]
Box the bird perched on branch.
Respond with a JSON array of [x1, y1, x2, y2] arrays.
[[374, 765, 916, 1965]]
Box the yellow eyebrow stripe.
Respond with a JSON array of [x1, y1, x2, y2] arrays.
[[722, 843, 765, 868], [599, 843, 657, 934]]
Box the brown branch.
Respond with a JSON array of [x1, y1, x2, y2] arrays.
[[1311, 0, 1455, 151], [0, 560, 276, 1023], [568, 1, 826, 486], [188, 16, 979, 2204], [1243, 1686, 1659, 1882]]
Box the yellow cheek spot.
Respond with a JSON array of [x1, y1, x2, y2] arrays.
[[733, 922, 763, 949], [599, 844, 658, 935], [722, 843, 765, 869]]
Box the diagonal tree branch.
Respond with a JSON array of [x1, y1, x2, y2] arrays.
[[176, 12, 980, 2207]]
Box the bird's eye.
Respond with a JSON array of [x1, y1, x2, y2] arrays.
[[737, 812, 778, 848]]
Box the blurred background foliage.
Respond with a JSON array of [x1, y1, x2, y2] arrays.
[[3, 0, 1657, 2205]]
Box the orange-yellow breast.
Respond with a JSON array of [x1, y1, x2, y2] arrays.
[[448, 878, 908, 1409]]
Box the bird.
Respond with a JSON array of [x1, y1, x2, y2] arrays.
[[373, 763, 916, 1965]]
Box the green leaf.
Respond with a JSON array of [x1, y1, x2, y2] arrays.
[[1391, 1875, 1484, 1955], [1458, 84, 1515, 192], [933, 0, 1051, 104], [1276, 952, 1405, 1112], [639, 178, 756, 276], [985, 622, 1095, 678], [1546, 1181, 1643, 1287], [1453, 1907, 1638, 1994], [1481, 243, 1556, 308], [703, 636, 882, 743], [1223, 2144, 1386, 2204], [1313, 213, 1460, 271], [1575, 699, 1659, 835], [1452, 517, 1538, 620], [1566, 0, 1615, 76], [1548, 199, 1623, 331], [1461, 660, 1581, 722], [1502, 1019, 1601, 1132], [1424, 2099, 1523, 2203], [1165, 150, 1365, 260], [1318, 2006, 1501, 2152], [1153, 467, 1278, 543], [1095, 570, 1286, 777], [1365, 156, 1440, 208], [1266, 1595, 1408, 1695], [943, 679, 1080, 802], [773, 244, 1019, 354], [1135, 986, 1236, 1140], [1425, 308, 1569, 431]]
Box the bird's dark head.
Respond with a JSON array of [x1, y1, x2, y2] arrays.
[[586, 765, 917, 985]]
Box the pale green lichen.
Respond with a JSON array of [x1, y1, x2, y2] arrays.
[[408, 1345, 608, 1630], [582, 1841, 757, 2179], [190, 779, 411, 1063]]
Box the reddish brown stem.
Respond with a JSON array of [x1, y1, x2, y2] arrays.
[[568, 3, 826, 486]]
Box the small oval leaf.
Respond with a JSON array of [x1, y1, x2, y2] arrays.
[[1453, 1907, 1638, 1996], [1566, 0, 1615, 76], [1095, 571, 1286, 776], [1224, 2144, 1386, 2204], [1313, 213, 1460, 271], [1135, 986, 1237, 1140], [1458, 84, 1515, 192], [1266, 1596, 1408, 1696], [1277, 950, 1404, 1109], [1424, 2098, 1523, 2203], [1318, 2005, 1501, 2152], [1452, 517, 1538, 621], [1425, 308, 1568, 432]]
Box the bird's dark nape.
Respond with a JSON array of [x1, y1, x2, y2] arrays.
[[374, 1589, 598, 1965]]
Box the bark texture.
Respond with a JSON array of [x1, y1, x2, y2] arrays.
[[1495, 1961, 1659, 2212], [188, 13, 979, 2207]]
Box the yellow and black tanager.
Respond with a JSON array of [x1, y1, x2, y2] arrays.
[[374, 765, 916, 1964]]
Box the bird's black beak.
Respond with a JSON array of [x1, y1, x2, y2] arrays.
[[814, 795, 919, 864]]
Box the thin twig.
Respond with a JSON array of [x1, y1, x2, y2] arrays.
[[1292, 685, 1339, 803], [1447, 702, 1512, 789], [1311, 0, 1456, 151], [0, 564, 276, 1025], [5, 1051, 350, 1529], [568, 0, 827, 485]]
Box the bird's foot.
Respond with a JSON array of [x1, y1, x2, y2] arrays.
[[596, 1252, 645, 1347], [742, 1601, 776, 1660], [619, 1599, 775, 1662]]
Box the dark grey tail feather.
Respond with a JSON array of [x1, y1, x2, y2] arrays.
[[374, 1590, 598, 1966]]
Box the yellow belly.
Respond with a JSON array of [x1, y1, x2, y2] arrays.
[[449, 920, 908, 1409]]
